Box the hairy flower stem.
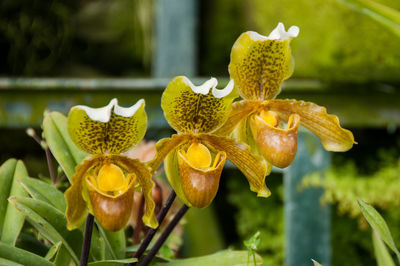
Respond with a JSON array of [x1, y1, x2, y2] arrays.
[[130, 190, 177, 265], [139, 204, 189, 266], [80, 214, 94, 266]]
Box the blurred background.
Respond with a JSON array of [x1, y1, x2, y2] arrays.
[[1, 0, 400, 265]]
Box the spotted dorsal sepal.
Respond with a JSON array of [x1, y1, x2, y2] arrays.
[[68, 99, 147, 155], [161, 76, 238, 134]]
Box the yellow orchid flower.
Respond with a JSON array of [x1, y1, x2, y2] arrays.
[[148, 76, 271, 209], [216, 23, 356, 168], [65, 99, 158, 232]]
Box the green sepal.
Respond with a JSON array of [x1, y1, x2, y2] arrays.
[[161, 76, 238, 134], [68, 99, 147, 154]]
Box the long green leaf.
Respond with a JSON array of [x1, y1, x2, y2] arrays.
[[43, 112, 88, 181], [158, 250, 263, 266], [98, 225, 126, 259], [9, 196, 80, 265], [54, 245, 74, 266], [20, 177, 66, 212], [45, 241, 62, 261], [339, 0, 400, 37], [88, 258, 137, 266], [0, 257, 23, 266], [358, 199, 400, 262], [0, 159, 28, 245], [373, 230, 396, 266], [0, 242, 54, 266]]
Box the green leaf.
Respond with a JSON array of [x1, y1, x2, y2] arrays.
[[339, 0, 400, 37], [87, 258, 137, 266], [54, 245, 74, 266], [43, 112, 88, 182], [0, 258, 23, 266], [311, 259, 323, 266], [9, 196, 81, 265], [0, 242, 54, 266], [373, 230, 396, 266], [358, 199, 400, 262], [158, 250, 263, 266], [45, 242, 62, 261], [98, 225, 126, 259], [0, 159, 28, 245], [20, 177, 66, 212]]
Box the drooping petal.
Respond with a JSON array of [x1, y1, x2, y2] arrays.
[[178, 150, 226, 208], [214, 100, 262, 136], [109, 155, 158, 229], [65, 155, 103, 230], [161, 76, 238, 133], [250, 113, 300, 168], [68, 99, 147, 154], [147, 134, 191, 173], [265, 99, 356, 151], [199, 134, 271, 197], [229, 25, 298, 100], [86, 173, 136, 232]]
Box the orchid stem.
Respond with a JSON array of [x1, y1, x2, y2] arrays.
[[130, 190, 177, 265], [139, 204, 189, 266], [80, 214, 94, 266]]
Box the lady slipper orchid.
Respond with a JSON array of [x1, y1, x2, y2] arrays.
[[147, 76, 270, 209], [216, 23, 355, 168], [65, 99, 158, 232]]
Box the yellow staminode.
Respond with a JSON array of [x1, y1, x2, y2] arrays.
[[186, 143, 212, 169], [259, 110, 279, 127], [97, 163, 126, 192]]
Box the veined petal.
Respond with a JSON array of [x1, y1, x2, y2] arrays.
[[215, 100, 262, 137], [108, 155, 158, 229], [229, 25, 298, 100], [199, 134, 271, 198], [265, 99, 356, 151], [147, 134, 191, 173], [65, 155, 103, 230], [178, 150, 226, 208], [86, 174, 136, 232], [68, 99, 147, 154], [161, 76, 238, 133]]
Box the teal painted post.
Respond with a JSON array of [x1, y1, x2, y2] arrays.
[[153, 0, 197, 78], [284, 132, 331, 266]]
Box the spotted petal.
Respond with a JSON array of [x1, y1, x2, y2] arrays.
[[199, 134, 271, 197], [68, 99, 147, 154], [265, 99, 356, 151], [161, 76, 238, 133], [229, 23, 299, 100]]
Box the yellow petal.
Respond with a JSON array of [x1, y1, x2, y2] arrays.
[[65, 155, 103, 230], [214, 100, 261, 137], [108, 155, 158, 229], [86, 173, 136, 232], [68, 99, 147, 154], [161, 76, 238, 133], [186, 142, 212, 169], [147, 134, 191, 173], [229, 32, 294, 100], [199, 134, 271, 198], [96, 163, 126, 192], [178, 150, 226, 208], [265, 99, 356, 151], [250, 113, 300, 168]]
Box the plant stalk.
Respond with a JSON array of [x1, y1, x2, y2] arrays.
[[139, 204, 189, 266], [80, 214, 94, 266], [129, 190, 177, 265]]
